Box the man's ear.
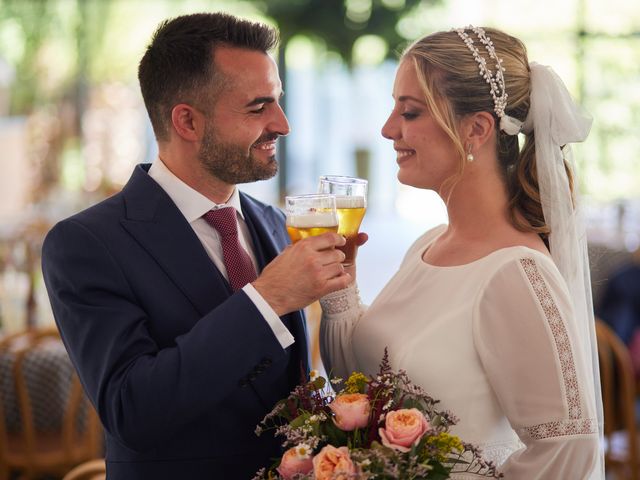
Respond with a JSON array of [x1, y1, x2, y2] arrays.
[[461, 111, 496, 150], [171, 104, 205, 142]]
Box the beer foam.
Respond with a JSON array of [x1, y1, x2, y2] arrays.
[[286, 212, 338, 228], [335, 195, 365, 208]]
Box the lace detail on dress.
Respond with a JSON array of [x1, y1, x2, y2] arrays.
[[520, 257, 582, 419], [481, 439, 523, 465], [450, 439, 522, 479], [319, 284, 361, 315], [518, 417, 598, 440]]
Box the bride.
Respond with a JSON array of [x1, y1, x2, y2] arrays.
[[319, 26, 603, 479]]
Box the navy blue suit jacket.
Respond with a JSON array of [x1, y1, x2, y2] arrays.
[[42, 164, 308, 479]]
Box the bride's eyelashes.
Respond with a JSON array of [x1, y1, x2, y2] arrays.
[[401, 111, 420, 120]]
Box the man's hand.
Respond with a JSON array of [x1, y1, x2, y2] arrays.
[[252, 232, 350, 316]]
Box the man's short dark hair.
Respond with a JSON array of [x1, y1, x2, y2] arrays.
[[138, 12, 279, 141]]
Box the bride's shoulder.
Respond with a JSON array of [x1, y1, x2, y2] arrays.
[[482, 229, 552, 266], [483, 242, 561, 288]]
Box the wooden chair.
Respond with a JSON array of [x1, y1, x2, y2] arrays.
[[0, 218, 50, 332], [0, 327, 102, 480], [62, 458, 106, 480], [596, 318, 640, 480]]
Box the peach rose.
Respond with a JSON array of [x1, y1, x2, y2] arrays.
[[329, 393, 370, 431], [379, 408, 430, 452], [277, 446, 313, 479], [312, 445, 356, 480]]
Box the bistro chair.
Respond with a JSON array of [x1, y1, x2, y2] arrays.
[[62, 458, 106, 480], [0, 327, 102, 480], [596, 318, 640, 480]]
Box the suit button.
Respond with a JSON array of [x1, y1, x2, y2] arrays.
[[238, 378, 249, 387], [247, 373, 258, 381], [254, 366, 265, 374], [260, 358, 272, 367]]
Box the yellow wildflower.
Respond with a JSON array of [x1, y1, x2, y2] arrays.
[[426, 432, 464, 461], [344, 372, 368, 393]]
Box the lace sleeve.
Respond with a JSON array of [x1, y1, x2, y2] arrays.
[[319, 283, 362, 316], [319, 283, 365, 379], [473, 255, 600, 479]]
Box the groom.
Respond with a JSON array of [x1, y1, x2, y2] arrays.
[[42, 12, 349, 479]]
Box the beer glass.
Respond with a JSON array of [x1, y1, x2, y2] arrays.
[[318, 175, 367, 266], [285, 194, 339, 244]]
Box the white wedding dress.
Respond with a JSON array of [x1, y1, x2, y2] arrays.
[[320, 225, 600, 479]]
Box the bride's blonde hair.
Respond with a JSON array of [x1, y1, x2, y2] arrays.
[[403, 27, 575, 243]]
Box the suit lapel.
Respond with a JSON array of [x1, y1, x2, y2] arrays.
[[239, 193, 281, 272], [240, 193, 310, 374], [120, 165, 231, 317]]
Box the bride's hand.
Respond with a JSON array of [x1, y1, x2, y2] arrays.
[[344, 232, 369, 280]]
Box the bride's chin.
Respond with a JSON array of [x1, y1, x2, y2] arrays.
[[397, 170, 418, 187], [397, 173, 433, 191]]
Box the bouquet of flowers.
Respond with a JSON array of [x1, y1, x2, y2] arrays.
[[254, 350, 502, 479]]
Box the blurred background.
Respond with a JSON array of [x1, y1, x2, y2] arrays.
[[0, 0, 639, 478]]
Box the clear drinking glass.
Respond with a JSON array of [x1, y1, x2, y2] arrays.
[[284, 194, 339, 244], [318, 175, 368, 266]]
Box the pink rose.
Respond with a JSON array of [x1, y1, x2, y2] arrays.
[[312, 445, 356, 480], [277, 446, 313, 479], [379, 408, 430, 452], [329, 393, 370, 431]]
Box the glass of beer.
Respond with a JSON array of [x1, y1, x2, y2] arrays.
[[285, 194, 339, 244], [318, 175, 367, 266]]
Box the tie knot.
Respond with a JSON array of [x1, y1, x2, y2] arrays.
[[203, 207, 238, 238]]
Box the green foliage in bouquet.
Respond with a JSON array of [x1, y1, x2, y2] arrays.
[[254, 349, 502, 479]]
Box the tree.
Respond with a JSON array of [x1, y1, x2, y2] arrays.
[[258, 0, 427, 64]]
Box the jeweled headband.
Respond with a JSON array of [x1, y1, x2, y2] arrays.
[[454, 26, 523, 135]]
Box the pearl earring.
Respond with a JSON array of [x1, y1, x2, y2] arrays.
[[466, 144, 474, 162]]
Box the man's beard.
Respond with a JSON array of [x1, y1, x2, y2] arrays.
[[198, 124, 278, 185]]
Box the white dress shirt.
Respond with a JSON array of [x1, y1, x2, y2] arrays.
[[148, 158, 294, 349]]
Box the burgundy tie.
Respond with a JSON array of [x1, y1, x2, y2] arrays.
[[203, 207, 258, 291]]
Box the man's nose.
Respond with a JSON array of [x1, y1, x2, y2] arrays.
[[270, 103, 290, 136]]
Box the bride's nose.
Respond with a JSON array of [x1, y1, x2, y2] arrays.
[[381, 113, 399, 140]]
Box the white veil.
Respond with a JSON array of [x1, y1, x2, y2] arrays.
[[523, 62, 604, 479]]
